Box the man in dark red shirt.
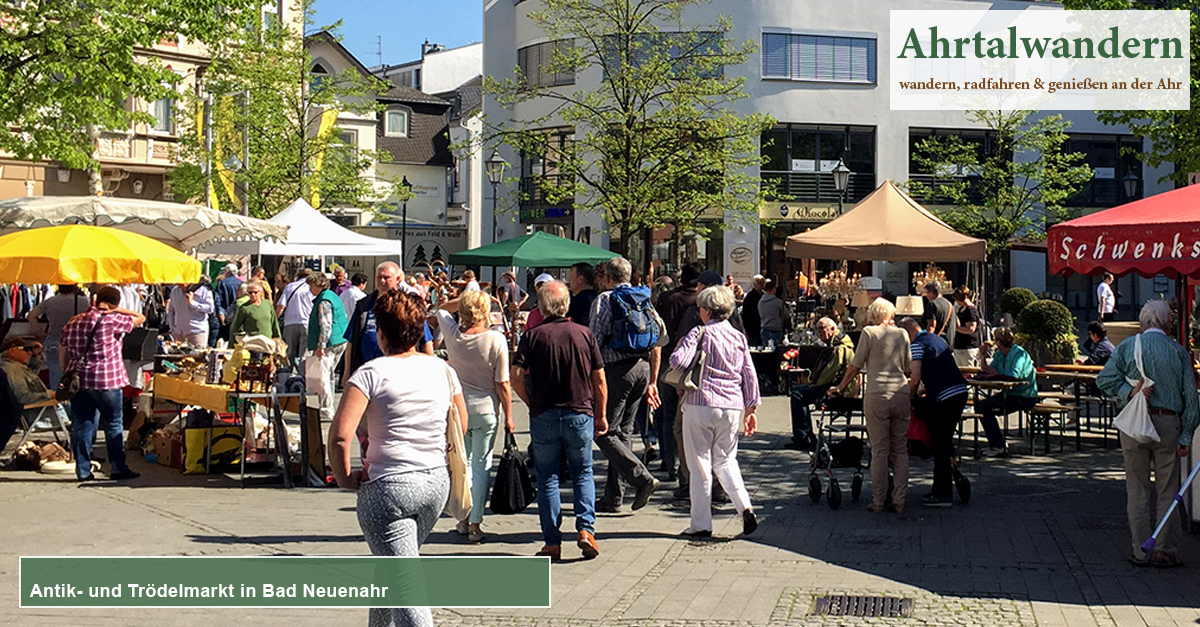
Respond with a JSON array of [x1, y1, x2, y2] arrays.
[[512, 280, 607, 562], [61, 286, 145, 481]]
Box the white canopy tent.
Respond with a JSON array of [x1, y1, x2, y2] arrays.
[[200, 198, 401, 258], [0, 196, 288, 250]]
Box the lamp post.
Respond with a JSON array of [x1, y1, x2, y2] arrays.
[[1122, 170, 1140, 201], [400, 176, 412, 271], [832, 158, 852, 215], [485, 150, 508, 245]]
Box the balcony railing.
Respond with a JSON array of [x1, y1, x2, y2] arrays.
[[904, 173, 985, 206], [761, 171, 876, 204]]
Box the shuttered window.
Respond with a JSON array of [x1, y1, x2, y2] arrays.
[[762, 32, 876, 84], [517, 40, 575, 89]]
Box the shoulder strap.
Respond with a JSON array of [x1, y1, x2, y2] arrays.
[[1134, 333, 1144, 377], [74, 312, 110, 367]]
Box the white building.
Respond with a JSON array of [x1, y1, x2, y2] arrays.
[[483, 0, 1173, 315]]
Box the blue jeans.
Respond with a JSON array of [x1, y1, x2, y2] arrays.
[[70, 388, 129, 478], [760, 330, 784, 346], [464, 411, 499, 524], [529, 408, 596, 546]]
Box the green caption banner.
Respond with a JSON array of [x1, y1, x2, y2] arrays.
[[20, 557, 550, 608]]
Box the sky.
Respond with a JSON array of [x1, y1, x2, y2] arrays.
[[311, 0, 483, 68]]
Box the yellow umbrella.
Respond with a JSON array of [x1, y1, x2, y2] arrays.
[[0, 224, 201, 285]]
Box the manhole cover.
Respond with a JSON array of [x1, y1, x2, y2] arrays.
[[811, 595, 914, 618]]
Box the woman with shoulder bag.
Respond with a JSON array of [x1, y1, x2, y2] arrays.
[[669, 286, 760, 539], [328, 290, 468, 627], [433, 290, 514, 543]]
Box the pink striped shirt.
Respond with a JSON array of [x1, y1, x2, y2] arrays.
[[669, 320, 760, 410]]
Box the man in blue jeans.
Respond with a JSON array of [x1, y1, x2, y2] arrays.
[[512, 280, 608, 561], [60, 286, 145, 481]]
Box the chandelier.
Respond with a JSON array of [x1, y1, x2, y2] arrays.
[[912, 264, 952, 294], [818, 268, 862, 301]]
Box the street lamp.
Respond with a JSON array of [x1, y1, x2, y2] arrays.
[[832, 158, 852, 214], [1122, 170, 1140, 200], [485, 149, 508, 244], [400, 176, 412, 271]]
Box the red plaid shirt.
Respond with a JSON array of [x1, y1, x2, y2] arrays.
[[60, 307, 135, 390]]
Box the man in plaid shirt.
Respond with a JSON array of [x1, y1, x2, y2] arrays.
[[60, 286, 145, 481]]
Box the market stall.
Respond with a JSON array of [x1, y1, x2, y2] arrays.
[[199, 198, 400, 262], [1047, 182, 1200, 529], [0, 195, 288, 250], [448, 231, 618, 267]]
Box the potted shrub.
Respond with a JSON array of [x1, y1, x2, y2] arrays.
[[1015, 299, 1078, 366], [999, 287, 1038, 318]]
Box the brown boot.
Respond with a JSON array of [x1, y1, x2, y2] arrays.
[[577, 530, 600, 559], [535, 545, 562, 562]]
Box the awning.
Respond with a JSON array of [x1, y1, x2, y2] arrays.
[[0, 196, 288, 250], [1048, 184, 1200, 278], [200, 198, 401, 258], [449, 232, 617, 267], [785, 180, 987, 262]]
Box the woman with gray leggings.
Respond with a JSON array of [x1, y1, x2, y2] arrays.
[[330, 289, 467, 627]]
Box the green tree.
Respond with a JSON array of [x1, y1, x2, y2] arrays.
[[906, 110, 1093, 254], [1061, 0, 1200, 187], [0, 0, 260, 192], [171, 2, 403, 218], [482, 0, 773, 259]]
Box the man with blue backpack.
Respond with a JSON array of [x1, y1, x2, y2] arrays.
[[589, 257, 668, 513]]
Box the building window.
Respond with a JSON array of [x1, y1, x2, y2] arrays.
[[1063, 134, 1142, 208], [384, 109, 409, 138], [519, 129, 575, 223], [762, 32, 876, 84], [907, 128, 1003, 205], [335, 130, 357, 164], [150, 97, 174, 134], [310, 63, 330, 91], [760, 124, 876, 203], [517, 40, 575, 89], [600, 31, 724, 79]]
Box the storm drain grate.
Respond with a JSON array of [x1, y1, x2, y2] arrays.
[[811, 595, 914, 618]]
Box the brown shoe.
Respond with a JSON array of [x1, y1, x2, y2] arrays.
[[535, 545, 562, 561], [577, 530, 600, 559]]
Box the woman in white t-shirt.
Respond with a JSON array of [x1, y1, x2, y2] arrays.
[[433, 290, 513, 544], [328, 289, 467, 627]]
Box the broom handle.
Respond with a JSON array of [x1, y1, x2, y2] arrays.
[[1142, 457, 1200, 553]]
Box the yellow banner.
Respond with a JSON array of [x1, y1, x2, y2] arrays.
[[308, 107, 340, 208]]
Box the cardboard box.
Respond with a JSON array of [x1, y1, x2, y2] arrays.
[[148, 432, 181, 470]]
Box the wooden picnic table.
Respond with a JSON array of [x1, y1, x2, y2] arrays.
[[1042, 363, 1103, 374]]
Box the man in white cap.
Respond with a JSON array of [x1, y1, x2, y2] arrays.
[[524, 273, 556, 330]]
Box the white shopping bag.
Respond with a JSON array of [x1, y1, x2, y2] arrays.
[[1112, 334, 1160, 444], [304, 354, 325, 393]]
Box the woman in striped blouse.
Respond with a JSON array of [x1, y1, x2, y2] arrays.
[[669, 286, 760, 539]]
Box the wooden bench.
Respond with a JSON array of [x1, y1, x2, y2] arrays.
[[1028, 403, 1080, 454]]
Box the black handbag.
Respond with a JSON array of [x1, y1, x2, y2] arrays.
[[55, 312, 108, 402], [490, 429, 535, 515]]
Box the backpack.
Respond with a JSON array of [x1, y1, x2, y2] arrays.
[[607, 285, 659, 354]]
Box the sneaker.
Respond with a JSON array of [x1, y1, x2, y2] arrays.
[[110, 469, 141, 481], [741, 508, 759, 536], [680, 528, 712, 538], [984, 447, 1008, 458], [631, 478, 660, 511], [577, 530, 600, 559], [921, 494, 953, 508], [76, 474, 96, 483], [455, 520, 470, 535]]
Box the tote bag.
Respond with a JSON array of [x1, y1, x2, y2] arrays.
[[1112, 334, 1160, 444], [442, 366, 473, 520], [490, 429, 535, 515], [662, 326, 706, 391]]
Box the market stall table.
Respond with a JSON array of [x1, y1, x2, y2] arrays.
[[151, 374, 316, 488]]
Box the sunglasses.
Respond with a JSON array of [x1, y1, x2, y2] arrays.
[[15, 345, 41, 352]]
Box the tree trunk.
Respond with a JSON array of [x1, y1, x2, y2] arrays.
[[87, 125, 103, 196]]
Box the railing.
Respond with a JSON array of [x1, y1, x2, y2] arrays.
[[761, 171, 876, 204], [519, 175, 573, 208], [904, 173, 985, 206]]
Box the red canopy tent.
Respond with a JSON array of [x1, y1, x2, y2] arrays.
[[1048, 184, 1200, 341], [1049, 184, 1200, 279]]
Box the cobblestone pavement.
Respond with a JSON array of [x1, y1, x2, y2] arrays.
[[2, 396, 1199, 626]]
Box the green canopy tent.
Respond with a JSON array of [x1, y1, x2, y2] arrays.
[[449, 231, 617, 267]]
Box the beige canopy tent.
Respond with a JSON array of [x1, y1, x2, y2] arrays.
[[785, 180, 987, 262], [0, 196, 288, 250]]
